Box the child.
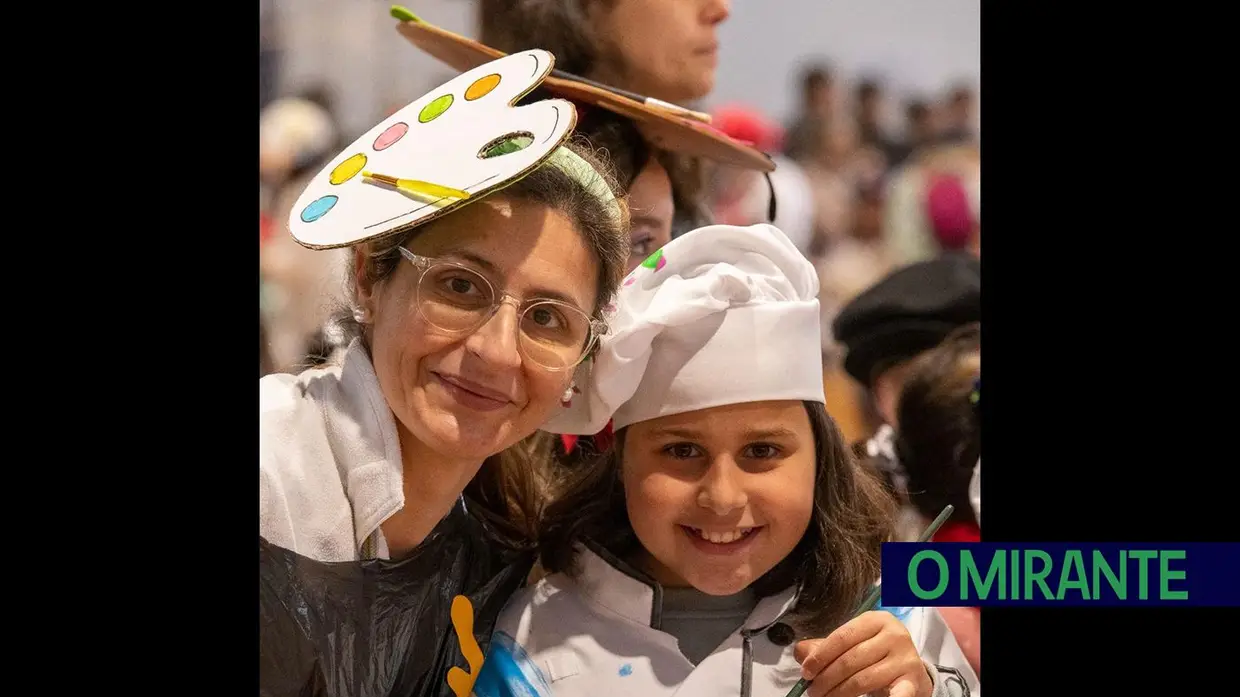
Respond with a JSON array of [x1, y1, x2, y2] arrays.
[[474, 224, 979, 697], [893, 323, 983, 675]]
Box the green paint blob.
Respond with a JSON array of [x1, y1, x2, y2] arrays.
[[481, 134, 534, 158], [419, 94, 454, 123], [640, 249, 665, 270]]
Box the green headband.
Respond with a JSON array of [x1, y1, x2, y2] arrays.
[[547, 146, 622, 222]]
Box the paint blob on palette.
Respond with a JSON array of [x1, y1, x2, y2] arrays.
[[373, 123, 408, 151], [329, 154, 367, 184], [300, 195, 338, 223], [287, 50, 578, 250]]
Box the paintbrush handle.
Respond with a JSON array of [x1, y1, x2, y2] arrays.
[[551, 69, 713, 123], [783, 505, 956, 697], [643, 97, 713, 124]]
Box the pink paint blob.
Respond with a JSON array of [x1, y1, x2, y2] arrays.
[[373, 122, 409, 151]]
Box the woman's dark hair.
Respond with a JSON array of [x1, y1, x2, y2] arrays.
[[538, 401, 896, 636], [574, 108, 651, 191], [575, 107, 710, 235], [478, 0, 603, 77], [894, 322, 981, 525]]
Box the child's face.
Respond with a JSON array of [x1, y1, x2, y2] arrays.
[[621, 400, 817, 596]]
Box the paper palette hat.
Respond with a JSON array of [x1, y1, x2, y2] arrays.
[[390, 5, 775, 173], [288, 48, 584, 250], [544, 223, 826, 436]]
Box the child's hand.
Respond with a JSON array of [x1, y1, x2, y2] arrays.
[[793, 611, 933, 697]]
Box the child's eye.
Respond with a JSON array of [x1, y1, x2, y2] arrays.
[[743, 443, 781, 459], [662, 443, 701, 459]]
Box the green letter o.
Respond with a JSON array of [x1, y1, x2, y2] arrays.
[[909, 550, 949, 599]]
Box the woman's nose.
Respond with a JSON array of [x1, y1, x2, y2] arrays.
[[463, 303, 523, 369]]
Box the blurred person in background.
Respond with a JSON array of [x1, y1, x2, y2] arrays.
[[854, 77, 899, 167], [258, 88, 340, 203], [830, 254, 981, 541], [783, 63, 836, 163], [798, 116, 862, 254], [478, 0, 730, 238], [580, 112, 680, 273], [894, 322, 982, 675], [259, 0, 280, 112], [816, 172, 895, 365], [889, 99, 938, 167], [708, 105, 816, 259], [258, 92, 351, 373], [882, 124, 980, 266], [939, 82, 978, 144], [479, 0, 730, 106]]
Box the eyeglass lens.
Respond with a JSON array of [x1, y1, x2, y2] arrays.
[[417, 263, 592, 369]]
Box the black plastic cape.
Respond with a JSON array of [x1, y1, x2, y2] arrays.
[[259, 498, 535, 697]]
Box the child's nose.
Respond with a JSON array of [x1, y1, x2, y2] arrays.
[[697, 460, 749, 515]]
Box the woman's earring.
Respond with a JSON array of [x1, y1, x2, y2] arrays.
[[352, 307, 369, 323], [561, 384, 580, 407]]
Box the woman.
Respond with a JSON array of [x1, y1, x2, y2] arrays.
[[259, 57, 631, 696], [478, 0, 727, 240], [478, 0, 730, 106], [572, 109, 681, 273], [260, 113, 628, 559]]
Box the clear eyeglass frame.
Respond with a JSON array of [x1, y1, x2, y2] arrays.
[[397, 246, 606, 372]]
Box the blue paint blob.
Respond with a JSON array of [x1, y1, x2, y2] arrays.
[[618, 663, 634, 677], [473, 632, 552, 697], [300, 195, 338, 223]]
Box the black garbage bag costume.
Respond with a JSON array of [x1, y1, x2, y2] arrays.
[[259, 498, 535, 697]]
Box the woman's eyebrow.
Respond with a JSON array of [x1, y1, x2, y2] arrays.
[[436, 248, 587, 308]]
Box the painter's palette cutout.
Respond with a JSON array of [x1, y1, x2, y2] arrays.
[[289, 50, 576, 249]]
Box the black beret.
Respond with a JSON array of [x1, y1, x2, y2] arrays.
[[833, 254, 980, 386]]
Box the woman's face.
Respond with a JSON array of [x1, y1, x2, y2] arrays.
[[621, 400, 817, 596], [589, 0, 731, 104], [625, 158, 675, 271], [358, 197, 600, 463]]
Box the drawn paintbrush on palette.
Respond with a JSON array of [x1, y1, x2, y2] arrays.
[[362, 171, 472, 203]]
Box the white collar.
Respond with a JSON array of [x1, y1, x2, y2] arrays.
[[571, 542, 799, 633], [320, 339, 406, 552]]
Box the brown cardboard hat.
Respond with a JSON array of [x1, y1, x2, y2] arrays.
[[391, 6, 775, 172]]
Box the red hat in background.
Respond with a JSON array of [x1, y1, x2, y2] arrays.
[[710, 105, 784, 153], [925, 174, 974, 251]]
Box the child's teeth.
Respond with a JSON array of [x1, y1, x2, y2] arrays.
[[697, 528, 753, 544]]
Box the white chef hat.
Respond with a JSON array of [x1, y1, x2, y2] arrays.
[[544, 223, 826, 435]]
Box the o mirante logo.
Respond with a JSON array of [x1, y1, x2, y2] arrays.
[[880, 543, 1240, 607]]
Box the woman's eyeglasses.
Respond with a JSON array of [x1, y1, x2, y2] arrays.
[[398, 247, 604, 372]]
